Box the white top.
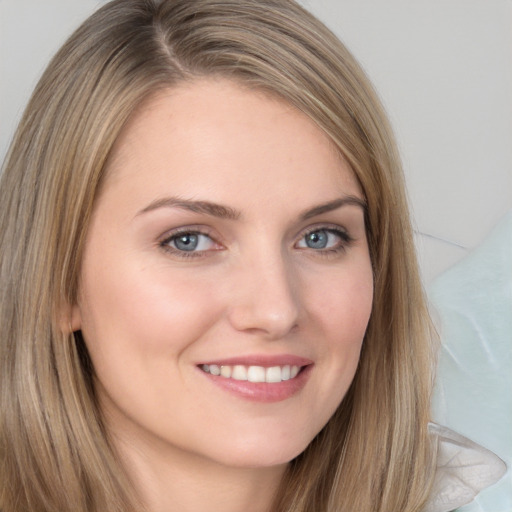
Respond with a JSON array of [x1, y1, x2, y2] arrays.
[[424, 424, 507, 512]]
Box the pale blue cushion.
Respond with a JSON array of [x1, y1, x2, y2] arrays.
[[430, 210, 512, 512]]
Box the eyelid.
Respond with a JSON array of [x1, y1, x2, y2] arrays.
[[158, 225, 224, 258], [294, 223, 355, 252], [296, 223, 353, 241], [159, 224, 212, 238]]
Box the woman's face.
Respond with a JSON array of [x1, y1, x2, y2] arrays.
[[73, 79, 373, 470]]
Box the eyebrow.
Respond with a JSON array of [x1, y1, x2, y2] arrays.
[[299, 196, 367, 220], [136, 195, 366, 221], [137, 197, 241, 220]]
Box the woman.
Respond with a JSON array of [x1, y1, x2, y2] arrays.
[[0, 1, 504, 511]]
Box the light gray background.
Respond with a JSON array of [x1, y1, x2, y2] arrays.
[[1, 0, 511, 285]]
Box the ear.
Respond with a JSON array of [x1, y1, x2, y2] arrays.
[[58, 301, 82, 333], [70, 304, 82, 332]]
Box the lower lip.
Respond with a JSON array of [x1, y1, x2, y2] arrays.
[[198, 365, 313, 403]]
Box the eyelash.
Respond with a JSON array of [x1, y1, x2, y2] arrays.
[[158, 225, 354, 259], [298, 226, 354, 256], [159, 227, 220, 259]]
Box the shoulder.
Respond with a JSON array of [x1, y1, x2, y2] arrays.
[[423, 423, 506, 512]]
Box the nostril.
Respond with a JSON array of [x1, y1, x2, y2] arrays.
[[225, 261, 301, 338]]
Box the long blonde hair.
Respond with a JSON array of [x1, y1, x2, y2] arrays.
[[0, 1, 437, 510]]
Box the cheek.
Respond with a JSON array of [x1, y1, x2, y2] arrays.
[[77, 256, 224, 368], [310, 262, 373, 339], [305, 257, 373, 394], [291, 260, 372, 437], [76, 260, 228, 432]]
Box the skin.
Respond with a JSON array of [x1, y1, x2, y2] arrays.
[[72, 79, 374, 512]]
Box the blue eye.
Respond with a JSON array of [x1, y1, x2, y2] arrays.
[[297, 228, 351, 251], [173, 233, 200, 251], [163, 231, 216, 253], [304, 230, 329, 249]]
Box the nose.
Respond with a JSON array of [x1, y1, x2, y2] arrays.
[[226, 253, 301, 340]]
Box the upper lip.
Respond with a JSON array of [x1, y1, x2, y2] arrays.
[[197, 354, 313, 367]]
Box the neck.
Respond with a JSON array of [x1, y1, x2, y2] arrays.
[[113, 430, 286, 512]]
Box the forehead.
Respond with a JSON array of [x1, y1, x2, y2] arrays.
[[102, 78, 362, 206]]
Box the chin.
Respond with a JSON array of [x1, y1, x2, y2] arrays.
[[201, 430, 316, 470]]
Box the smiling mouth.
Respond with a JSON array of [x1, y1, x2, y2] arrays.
[[200, 364, 302, 383]]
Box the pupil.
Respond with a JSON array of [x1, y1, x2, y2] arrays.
[[307, 230, 327, 249], [175, 234, 198, 251]]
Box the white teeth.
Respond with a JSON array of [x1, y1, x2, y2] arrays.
[[220, 365, 232, 378], [266, 366, 282, 383], [231, 365, 247, 381], [201, 363, 303, 382], [247, 365, 266, 383]]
